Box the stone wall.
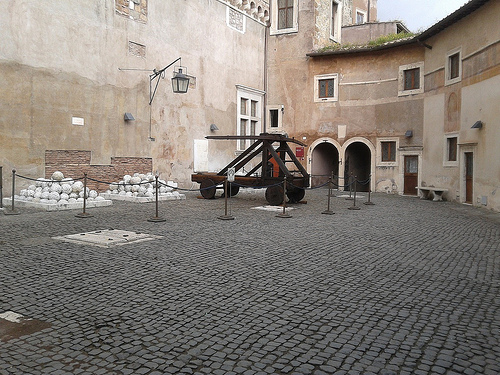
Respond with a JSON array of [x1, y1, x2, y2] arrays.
[[45, 150, 152, 192]]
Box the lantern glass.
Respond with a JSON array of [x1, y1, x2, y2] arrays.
[[171, 69, 190, 94]]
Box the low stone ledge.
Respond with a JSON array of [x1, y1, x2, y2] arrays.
[[3, 197, 113, 212], [99, 192, 186, 203]]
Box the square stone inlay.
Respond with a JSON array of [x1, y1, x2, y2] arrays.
[[53, 229, 162, 248]]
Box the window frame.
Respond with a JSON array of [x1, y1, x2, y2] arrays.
[[267, 105, 284, 133], [236, 85, 264, 151], [445, 47, 462, 86], [270, 0, 298, 35], [355, 9, 366, 24], [314, 73, 339, 103], [330, 0, 342, 43], [377, 138, 399, 166], [398, 62, 424, 96], [444, 133, 459, 167]]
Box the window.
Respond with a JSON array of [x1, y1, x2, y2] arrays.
[[356, 9, 366, 24], [445, 47, 462, 86], [381, 141, 396, 162], [377, 138, 399, 166], [398, 62, 424, 96], [444, 134, 459, 167], [449, 53, 460, 80], [240, 98, 247, 115], [330, 0, 342, 42], [404, 68, 420, 90], [237, 85, 264, 151], [267, 105, 284, 132], [278, 0, 294, 29], [314, 73, 339, 102], [319, 79, 335, 98], [270, 109, 279, 128], [270, 0, 298, 35], [447, 137, 457, 161]]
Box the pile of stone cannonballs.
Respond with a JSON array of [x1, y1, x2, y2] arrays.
[[106, 173, 177, 198], [16, 171, 104, 205]]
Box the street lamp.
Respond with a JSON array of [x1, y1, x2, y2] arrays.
[[171, 68, 190, 94], [149, 57, 190, 105]]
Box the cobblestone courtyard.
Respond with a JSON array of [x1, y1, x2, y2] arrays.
[[1, 188, 499, 375]]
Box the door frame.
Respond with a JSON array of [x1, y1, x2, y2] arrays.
[[398, 150, 422, 195], [459, 145, 476, 204]]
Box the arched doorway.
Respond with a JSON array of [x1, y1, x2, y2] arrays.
[[344, 142, 371, 192], [311, 142, 339, 187]]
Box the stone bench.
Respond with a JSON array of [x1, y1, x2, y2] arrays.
[[416, 186, 448, 201]]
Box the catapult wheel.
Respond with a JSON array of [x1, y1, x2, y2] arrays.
[[286, 187, 305, 203], [200, 179, 217, 199], [265, 185, 284, 206]]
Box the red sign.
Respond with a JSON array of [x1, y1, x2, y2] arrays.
[[296, 146, 304, 158]]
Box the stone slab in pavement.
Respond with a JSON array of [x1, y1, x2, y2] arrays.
[[1, 188, 499, 375]]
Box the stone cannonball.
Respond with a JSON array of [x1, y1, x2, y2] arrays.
[[51, 171, 64, 181], [72, 181, 84, 193]]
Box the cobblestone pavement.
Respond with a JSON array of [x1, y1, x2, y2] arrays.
[[1, 188, 499, 375]]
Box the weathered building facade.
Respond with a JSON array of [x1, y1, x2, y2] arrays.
[[266, 0, 500, 211], [1, 0, 499, 212], [0, 0, 267, 191], [418, 0, 500, 211]]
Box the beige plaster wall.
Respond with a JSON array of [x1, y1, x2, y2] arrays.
[[0, 0, 266, 192], [421, 0, 500, 210], [460, 75, 500, 211]]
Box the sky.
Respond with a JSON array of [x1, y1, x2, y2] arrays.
[[377, 0, 469, 32]]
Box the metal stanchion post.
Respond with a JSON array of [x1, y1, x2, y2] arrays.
[[277, 178, 292, 218], [348, 176, 361, 211], [218, 178, 235, 220], [4, 169, 20, 215], [328, 171, 336, 197], [0, 166, 3, 209], [76, 173, 93, 218], [346, 173, 354, 200], [148, 175, 166, 222], [322, 176, 335, 215], [364, 179, 375, 205]]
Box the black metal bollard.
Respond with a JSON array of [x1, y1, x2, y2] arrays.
[[148, 175, 166, 222], [345, 173, 354, 200], [277, 178, 292, 218], [348, 176, 361, 211], [328, 171, 336, 197], [0, 166, 3, 209], [76, 173, 93, 218], [322, 176, 335, 215], [4, 169, 20, 215], [218, 178, 235, 220], [364, 181, 375, 205]]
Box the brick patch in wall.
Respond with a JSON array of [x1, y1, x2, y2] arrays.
[[45, 150, 153, 192]]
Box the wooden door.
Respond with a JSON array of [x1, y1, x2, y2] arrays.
[[404, 155, 418, 195], [465, 152, 473, 203]]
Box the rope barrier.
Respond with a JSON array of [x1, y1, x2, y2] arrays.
[[16, 174, 85, 182], [0, 166, 3, 210], [12, 170, 373, 200], [158, 180, 220, 192], [5, 165, 378, 220]]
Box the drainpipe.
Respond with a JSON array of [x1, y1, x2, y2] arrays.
[[263, 6, 270, 133], [367, 0, 371, 22]]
